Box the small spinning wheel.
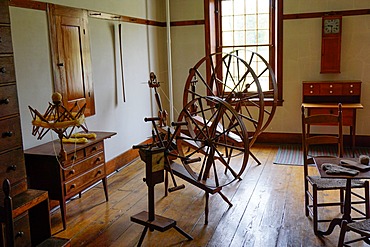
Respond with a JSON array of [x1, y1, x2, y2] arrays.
[[183, 51, 277, 147], [173, 96, 249, 188]]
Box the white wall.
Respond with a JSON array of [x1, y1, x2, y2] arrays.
[[169, 1, 370, 138], [10, 0, 167, 162]]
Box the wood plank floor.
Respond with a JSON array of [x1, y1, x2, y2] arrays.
[[50, 144, 369, 246]]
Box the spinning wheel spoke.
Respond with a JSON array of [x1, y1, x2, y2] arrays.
[[176, 96, 249, 188]]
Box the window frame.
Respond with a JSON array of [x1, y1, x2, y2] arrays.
[[204, 0, 283, 105]]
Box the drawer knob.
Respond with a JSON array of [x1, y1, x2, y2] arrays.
[[350, 84, 354, 88], [69, 169, 75, 175], [0, 67, 6, 73], [70, 184, 76, 189], [15, 231, 24, 238], [329, 91, 333, 94], [0, 98, 10, 104], [350, 90, 353, 94], [71, 155, 77, 161], [330, 85, 333, 88], [310, 90, 313, 94], [2, 131, 13, 138], [96, 157, 101, 162], [97, 170, 102, 175], [8, 165, 17, 171], [92, 146, 97, 151], [310, 85, 313, 88]]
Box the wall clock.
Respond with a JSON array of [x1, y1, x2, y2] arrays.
[[321, 15, 342, 73]]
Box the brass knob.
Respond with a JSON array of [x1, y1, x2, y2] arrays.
[[0, 67, 6, 73], [330, 84, 333, 88], [310, 90, 313, 94], [92, 146, 97, 151], [350, 84, 354, 88], [329, 91, 333, 94], [350, 90, 353, 94], [97, 170, 102, 175], [310, 85, 313, 88], [70, 184, 76, 189], [69, 169, 75, 175]]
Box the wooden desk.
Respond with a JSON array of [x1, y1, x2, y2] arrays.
[[302, 81, 363, 150], [301, 103, 363, 150], [313, 157, 370, 236], [24, 131, 116, 229]]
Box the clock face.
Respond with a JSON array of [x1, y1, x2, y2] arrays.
[[324, 18, 340, 34]]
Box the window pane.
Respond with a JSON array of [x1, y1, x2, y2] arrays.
[[258, 0, 270, 13], [258, 14, 269, 29], [257, 30, 269, 44], [245, 0, 256, 14], [233, 0, 245, 15], [223, 31, 233, 46], [234, 31, 245, 46], [245, 14, 256, 30], [234, 15, 245, 31], [246, 30, 257, 45], [221, 1, 233, 16], [222, 16, 233, 31]]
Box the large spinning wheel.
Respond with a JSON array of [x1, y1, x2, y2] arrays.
[[183, 51, 277, 147], [172, 96, 249, 188]]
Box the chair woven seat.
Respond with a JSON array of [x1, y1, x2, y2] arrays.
[[348, 219, 370, 233], [308, 175, 366, 189]]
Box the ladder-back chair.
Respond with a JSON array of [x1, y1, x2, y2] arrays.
[[301, 103, 369, 235]]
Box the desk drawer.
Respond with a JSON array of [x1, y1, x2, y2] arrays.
[[0, 1, 10, 24], [343, 83, 360, 95], [64, 164, 105, 197], [303, 83, 320, 95], [320, 83, 342, 95], [0, 84, 19, 117], [85, 141, 104, 156], [0, 56, 16, 84], [63, 152, 105, 181], [0, 26, 13, 54], [0, 116, 22, 152], [64, 149, 85, 167], [13, 212, 31, 247], [0, 148, 26, 184], [309, 108, 354, 126]]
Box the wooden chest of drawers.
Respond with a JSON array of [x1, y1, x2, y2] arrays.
[[302, 81, 363, 149], [24, 131, 116, 229], [0, 1, 59, 246]]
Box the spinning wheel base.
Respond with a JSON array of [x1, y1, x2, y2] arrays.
[[131, 211, 193, 246]]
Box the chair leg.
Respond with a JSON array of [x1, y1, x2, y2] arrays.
[[305, 181, 309, 217], [337, 220, 348, 247], [313, 184, 319, 235], [340, 188, 344, 214], [365, 181, 370, 218]]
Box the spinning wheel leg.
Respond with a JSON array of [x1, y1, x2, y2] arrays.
[[250, 151, 261, 165], [137, 226, 149, 247], [205, 192, 209, 225], [218, 191, 233, 207]]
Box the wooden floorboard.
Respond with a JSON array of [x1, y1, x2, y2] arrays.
[[50, 144, 369, 246]]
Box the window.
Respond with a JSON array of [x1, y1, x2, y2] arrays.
[[205, 0, 283, 103]]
